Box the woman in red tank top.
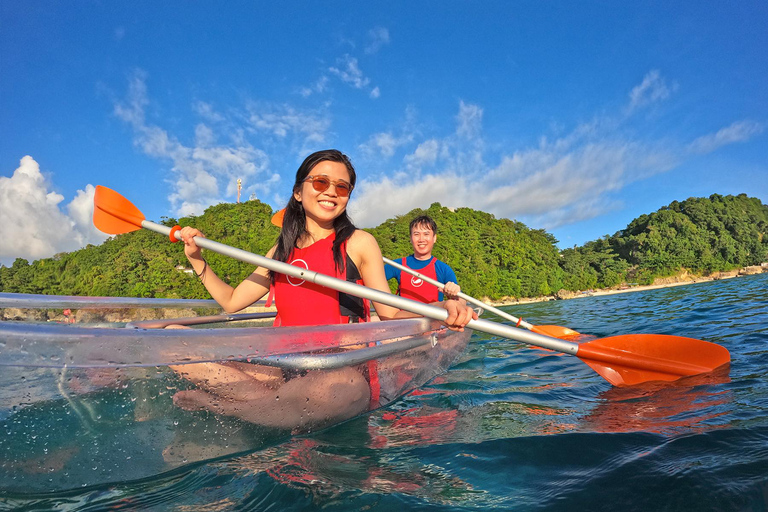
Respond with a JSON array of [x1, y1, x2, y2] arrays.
[[170, 150, 476, 432]]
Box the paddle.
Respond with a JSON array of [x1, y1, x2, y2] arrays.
[[94, 186, 731, 387], [126, 311, 276, 329], [273, 209, 579, 338], [383, 257, 580, 339]]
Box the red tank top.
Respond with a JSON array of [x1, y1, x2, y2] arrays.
[[398, 256, 440, 303], [272, 233, 368, 326]]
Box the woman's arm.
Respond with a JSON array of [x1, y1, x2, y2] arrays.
[[350, 230, 476, 330], [178, 226, 272, 313]]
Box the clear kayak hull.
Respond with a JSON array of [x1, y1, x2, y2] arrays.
[[0, 294, 472, 493]]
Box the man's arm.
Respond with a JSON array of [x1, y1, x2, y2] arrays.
[[436, 260, 461, 300], [384, 262, 400, 283]]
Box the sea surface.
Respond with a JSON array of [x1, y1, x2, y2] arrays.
[[2, 273, 767, 511]]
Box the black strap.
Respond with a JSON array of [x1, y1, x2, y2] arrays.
[[339, 254, 366, 321]]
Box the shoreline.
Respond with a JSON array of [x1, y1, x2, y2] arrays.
[[483, 279, 708, 307], [483, 266, 766, 307], [2, 267, 765, 323]]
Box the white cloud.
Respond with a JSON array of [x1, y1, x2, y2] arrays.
[[0, 156, 107, 266], [109, 69, 760, 247], [328, 54, 381, 97], [114, 72, 278, 216], [299, 76, 329, 98], [329, 55, 370, 89], [627, 70, 676, 112], [349, 141, 637, 229], [456, 100, 483, 139], [193, 101, 225, 123], [194, 123, 216, 146], [404, 139, 440, 168], [349, 174, 465, 227], [359, 131, 414, 158], [348, 100, 685, 231], [247, 103, 330, 143], [687, 120, 765, 154], [113, 70, 149, 127], [67, 184, 105, 240], [365, 27, 390, 54]]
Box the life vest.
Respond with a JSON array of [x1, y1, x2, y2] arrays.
[[398, 257, 440, 303], [270, 233, 368, 326], [267, 232, 378, 405]]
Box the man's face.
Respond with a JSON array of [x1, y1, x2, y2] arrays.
[[410, 223, 437, 259]]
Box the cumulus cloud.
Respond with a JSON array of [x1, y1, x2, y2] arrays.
[[349, 173, 465, 227], [687, 120, 765, 154], [0, 156, 107, 266]]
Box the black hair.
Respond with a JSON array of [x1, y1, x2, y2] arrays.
[[409, 215, 438, 235], [271, 149, 357, 282]]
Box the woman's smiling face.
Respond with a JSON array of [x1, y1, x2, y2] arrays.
[[294, 160, 352, 226]]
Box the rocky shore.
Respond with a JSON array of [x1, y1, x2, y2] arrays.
[[2, 265, 765, 323], [0, 303, 275, 325], [483, 264, 768, 307]]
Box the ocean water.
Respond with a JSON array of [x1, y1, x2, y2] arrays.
[[2, 273, 767, 511]]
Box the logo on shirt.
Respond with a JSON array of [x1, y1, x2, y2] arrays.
[[410, 275, 424, 287], [287, 259, 309, 286]]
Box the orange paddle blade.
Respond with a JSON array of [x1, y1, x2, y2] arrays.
[[93, 185, 146, 235], [576, 334, 731, 386], [271, 208, 285, 227], [531, 324, 581, 338]]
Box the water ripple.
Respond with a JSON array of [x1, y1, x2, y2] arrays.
[[2, 274, 767, 510]]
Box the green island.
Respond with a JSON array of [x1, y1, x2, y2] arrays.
[[1, 193, 766, 303]]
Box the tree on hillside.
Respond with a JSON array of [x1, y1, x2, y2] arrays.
[[1, 193, 765, 299]]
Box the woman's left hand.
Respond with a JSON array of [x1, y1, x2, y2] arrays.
[[442, 299, 478, 331]]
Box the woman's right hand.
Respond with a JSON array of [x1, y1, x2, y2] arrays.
[[178, 226, 206, 260]]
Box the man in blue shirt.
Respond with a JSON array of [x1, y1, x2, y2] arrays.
[[385, 215, 461, 303]]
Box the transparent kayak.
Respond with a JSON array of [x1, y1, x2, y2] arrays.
[[0, 293, 473, 493]]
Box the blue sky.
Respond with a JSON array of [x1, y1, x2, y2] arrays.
[[1, 1, 766, 267]]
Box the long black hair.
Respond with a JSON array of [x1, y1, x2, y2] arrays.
[[271, 149, 358, 282]]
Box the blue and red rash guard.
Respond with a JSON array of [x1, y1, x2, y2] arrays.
[[397, 256, 441, 303]]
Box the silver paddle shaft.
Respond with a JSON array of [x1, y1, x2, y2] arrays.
[[144, 220, 579, 355], [382, 256, 536, 330]]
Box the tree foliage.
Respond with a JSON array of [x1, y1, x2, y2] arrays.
[[367, 203, 565, 299], [1, 194, 766, 300], [0, 200, 279, 299]]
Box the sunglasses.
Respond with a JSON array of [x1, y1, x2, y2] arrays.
[[303, 175, 353, 197]]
